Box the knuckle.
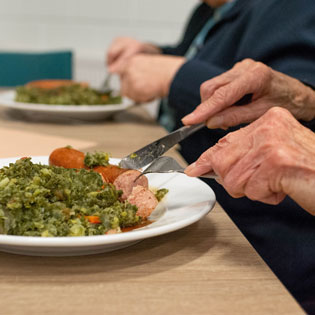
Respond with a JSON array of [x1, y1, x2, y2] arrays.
[[212, 88, 226, 104], [113, 37, 124, 44], [200, 80, 212, 91], [250, 62, 272, 83], [223, 178, 243, 198], [217, 132, 234, 146], [226, 111, 241, 127], [270, 147, 290, 166], [196, 150, 213, 167], [265, 107, 292, 122], [200, 83, 214, 101], [236, 58, 255, 68]]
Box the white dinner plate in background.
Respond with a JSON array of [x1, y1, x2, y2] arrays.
[[0, 90, 134, 121]]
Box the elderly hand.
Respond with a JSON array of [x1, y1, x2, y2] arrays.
[[118, 54, 185, 103], [182, 59, 315, 129], [185, 107, 315, 215], [107, 37, 161, 73]]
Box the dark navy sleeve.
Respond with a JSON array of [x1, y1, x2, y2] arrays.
[[236, 0, 315, 88], [168, 59, 224, 117], [159, 3, 213, 56], [165, 2, 315, 313], [167, 0, 315, 123]]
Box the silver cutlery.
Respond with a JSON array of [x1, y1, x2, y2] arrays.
[[136, 156, 217, 180], [120, 123, 205, 169], [98, 73, 112, 94]]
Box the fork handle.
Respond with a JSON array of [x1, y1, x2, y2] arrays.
[[181, 170, 218, 180], [199, 171, 218, 180]]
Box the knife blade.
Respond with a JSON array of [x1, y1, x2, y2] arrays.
[[119, 123, 205, 169]]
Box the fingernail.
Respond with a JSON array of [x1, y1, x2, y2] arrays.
[[182, 112, 195, 123], [185, 163, 206, 177], [184, 162, 196, 176], [207, 116, 223, 129]]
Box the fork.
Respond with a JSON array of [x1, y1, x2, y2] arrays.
[[98, 73, 112, 94], [137, 156, 218, 180]]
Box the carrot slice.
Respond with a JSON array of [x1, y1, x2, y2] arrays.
[[85, 216, 101, 224]]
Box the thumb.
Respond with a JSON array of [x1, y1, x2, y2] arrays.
[[185, 161, 213, 177]]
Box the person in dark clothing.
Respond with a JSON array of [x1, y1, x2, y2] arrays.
[[182, 59, 315, 314], [107, 1, 315, 313], [108, 0, 315, 125]]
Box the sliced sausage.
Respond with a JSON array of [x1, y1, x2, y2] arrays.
[[113, 170, 148, 200], [49, 147, 85, 169], [127, 185, 158, 218], [93, 165, 128, 183]]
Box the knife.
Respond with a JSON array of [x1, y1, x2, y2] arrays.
[[119, 123, 205, 169]]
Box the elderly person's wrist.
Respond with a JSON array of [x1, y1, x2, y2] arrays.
[[142, 43, 162, 55]]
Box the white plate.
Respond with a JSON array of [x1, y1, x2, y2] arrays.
[[0, 90, 134, 121], [0, 156, 216, 256]]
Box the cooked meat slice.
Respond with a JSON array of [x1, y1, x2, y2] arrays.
[[113, 170, 148, 200], [127, 185, 158, 218]]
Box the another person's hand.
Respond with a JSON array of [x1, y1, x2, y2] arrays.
[[107, 37, 161, 73], [185, 107, 315, 215], [182, 59, 315, 129], [118, 54, 185, 103]]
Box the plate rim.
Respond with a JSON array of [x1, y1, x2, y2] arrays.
[[0, 156, 216, 248]]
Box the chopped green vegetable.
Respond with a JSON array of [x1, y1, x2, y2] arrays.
[[155, 188, 169, 202], [84, 152, 110, 168], [15, 84, 122, 105], [0, 158, 141, 237]]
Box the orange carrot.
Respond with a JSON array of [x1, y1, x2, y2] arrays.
[[85, 216, 101, 224]]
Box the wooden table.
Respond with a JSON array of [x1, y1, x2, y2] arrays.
[[0, 105, 304, 314]]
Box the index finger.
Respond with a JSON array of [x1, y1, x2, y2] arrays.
[[182, 71, 262, 125]]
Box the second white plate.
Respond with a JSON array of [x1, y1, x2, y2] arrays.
[[0, 90, 134, 121]]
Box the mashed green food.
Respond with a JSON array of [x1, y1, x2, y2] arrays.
[[84, 151, 110, 168], [15, 84, 122, 105], [0, 158, 141, 237]]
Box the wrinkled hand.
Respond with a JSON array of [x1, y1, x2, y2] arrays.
[[185, 107, 315, 215], [118, 54, 185, 103], [107, 37, 161, 73], [182, 59, 315, 129]]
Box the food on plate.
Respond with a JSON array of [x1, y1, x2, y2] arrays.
[[154, 188, 169, 202], [93, 165, 127, 183], [84, 151, 111, 168], [49, 147, 167, 213], [0, 147, 168, 237], [49, 147, 86, 169], [15, 79, 122, 105], [0, 158, 138, 237], [113, 169, 149, 200], [127, 186, 159, 218], [27, 80, 88, 90]]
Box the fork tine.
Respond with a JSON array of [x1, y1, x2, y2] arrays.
[[142, 156, 185, 175], [99, 73, 112, 94], [137, 156, 218, 180]]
